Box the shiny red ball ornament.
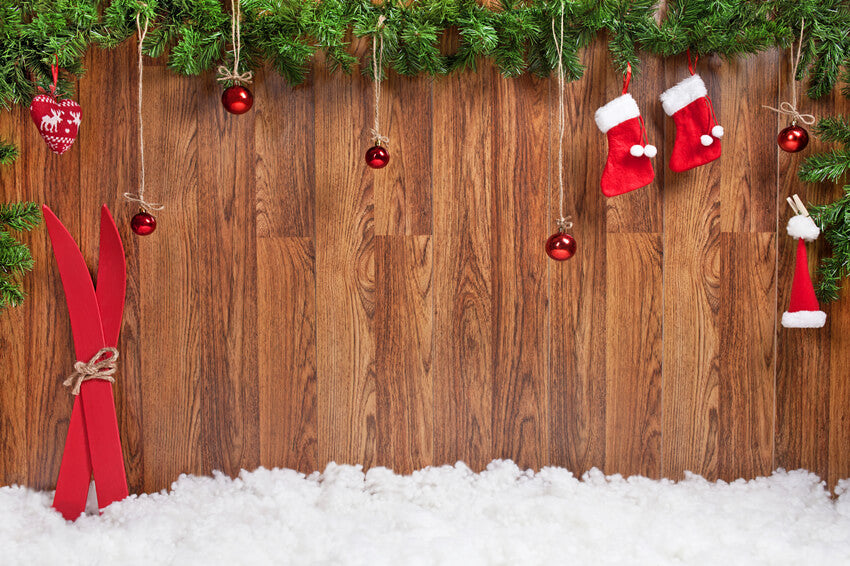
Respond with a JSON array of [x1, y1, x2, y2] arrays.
[[545, 231, 576, 261], [221, 85, 254, 115], [131, 211, 157, 236], [365, 145, 390, 169], [777, 124, 809, 153]]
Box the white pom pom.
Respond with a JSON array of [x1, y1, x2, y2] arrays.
[[787, 214, 820, 241], [700, 134, 713, 146], [643, 144, 657, 158], [630, 144, 644, 157], [712, 125, 724, 138]]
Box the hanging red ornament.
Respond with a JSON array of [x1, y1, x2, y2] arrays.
[[777, 124, 809, 153], [545, 230, 576, 261], [29, 55, 81, 155], [131, 211, 157, 236], [365, 145, 390, 169], [221, 85, 253, 115]]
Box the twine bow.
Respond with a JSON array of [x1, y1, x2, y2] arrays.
[[217, 0, 253, 85], [64, 347, 119, 396], [763, 20, 815, 127]]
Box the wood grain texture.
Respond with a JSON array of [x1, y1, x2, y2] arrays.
[[548, 41, 607, 475], [375, 235, 433, 473], [4, 39, 850, 493], [432, 64, 495, 471], [491, 73, 549, 470], [718, 232, 775, 479], [661, 57, 722, 481], [139, 64, 204, 491], [258, 237, 317, 473], [314, 51, 377, 468], [604, 233, 663, 478], [197, 74, 260, 477]]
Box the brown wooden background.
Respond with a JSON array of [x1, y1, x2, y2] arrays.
[[2, 36, 849, 494]]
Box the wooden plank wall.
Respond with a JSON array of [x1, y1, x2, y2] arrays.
[[2, 37, 850, 493]]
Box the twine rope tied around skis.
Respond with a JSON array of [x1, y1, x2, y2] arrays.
[[217, 0, 253, 84], [64, 347, 119, 396], [123, 11, 163, 213], [371, 15, 389, 146], [551, 7, 572, 232], [763, 20, 815, 126]]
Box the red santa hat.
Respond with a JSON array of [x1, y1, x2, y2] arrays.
[[781, 195, 826, 328]]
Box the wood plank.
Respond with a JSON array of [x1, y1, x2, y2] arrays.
[[23, 88, 81, 490], [78, 41, 146, 493], [661, 57, 722, 481], [314, 50, 377, 468], [548, 40, 607, 475], [258, 237, 317, 473], [196, 74, 260, 477], [375, 235, 433, 473], [491, 73, 549, 470], [255, 68, 315, 239], [718, 51, 780, 233], [432, 63, 495, 471], [718, 232, 775, 480], [0, 104, 28, 487], [374, 73, 432, 236], [604, 233, 663, 478], [139, 64, 204, 492]]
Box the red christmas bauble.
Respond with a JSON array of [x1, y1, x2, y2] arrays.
[[545, 231, 576, 261], [777, 124, 809, 153], [131, 211, 157, 236], [365, 145, 390, 169], [221, 85, 254, 115]]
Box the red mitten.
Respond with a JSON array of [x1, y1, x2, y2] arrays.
[[659, 75, 723, 172], [594, 93, 656, 197]]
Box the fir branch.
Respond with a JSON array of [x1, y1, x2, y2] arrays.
[[0, 139, 17, 165], [0, 201, 41, 310], [799, 149, 850, 184]]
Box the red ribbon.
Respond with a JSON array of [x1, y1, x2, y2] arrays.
[[622, 62, 632, 94], [687, 48, 698, 75], [50, 54, 59, 95]]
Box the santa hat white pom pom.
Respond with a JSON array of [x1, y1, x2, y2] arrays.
[[787, 214, 820, 241], [712, 125, 724, 138], [643, 144, 657, 158], [630, 144, 644, 157], [700, 134, 713, 146]]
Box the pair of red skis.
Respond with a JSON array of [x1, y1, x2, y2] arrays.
[[42, 205, 128, 520]]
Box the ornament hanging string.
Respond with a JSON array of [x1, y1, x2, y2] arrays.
[[123, 13, 163, 213], [551, 7, 572, 232], [217, 0, 253, 85], [371, 15, 389, 147], [50, 53, 59, 95], [622, 62, 632, 94], [687, 48, 698, 75], [64, 347, 119, 396], [763, 20, 815, 126]]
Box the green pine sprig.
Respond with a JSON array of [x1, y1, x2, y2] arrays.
[[0, 202, 42, 310]]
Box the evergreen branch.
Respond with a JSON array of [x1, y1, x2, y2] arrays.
[[0, 139, 17, 165], [798, 149, 850, 184], [814, 115, 850, 146], [0, 201, 41, 311]]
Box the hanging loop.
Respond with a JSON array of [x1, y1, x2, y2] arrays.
[[50, 53, 59, 95], [622, 62, 632, 94], [687, 48, 698, 75]]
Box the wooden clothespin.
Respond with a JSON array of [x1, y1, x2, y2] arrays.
[[786, 194, 809, 217]]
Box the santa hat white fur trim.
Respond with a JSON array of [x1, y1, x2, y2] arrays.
[[787, 214, 820, 241], [660, 75, 708, 116], [595, 94, 641, 133], [781, 310, 827, 328]]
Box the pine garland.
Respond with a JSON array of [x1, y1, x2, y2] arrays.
[[0, 202, 41, 310], [805, 116, 850, 303]]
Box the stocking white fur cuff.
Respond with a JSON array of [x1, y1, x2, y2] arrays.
[[787, 214, 820, 241], [781, 310, 827, 328], [595, 94, 641, 133], [660, 75, 707, 116]]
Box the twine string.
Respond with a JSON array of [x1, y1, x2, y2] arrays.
[[63, 347, 119, 396], [763, 20, 815, 126], [124, 13, 163, 213], [551, 6, 572, 232], [371, 15, 389, 146], [217, 0, 253, 84]]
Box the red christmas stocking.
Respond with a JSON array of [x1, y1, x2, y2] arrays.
[[594, 93, 656, 197], [659, 75, 724, 172]]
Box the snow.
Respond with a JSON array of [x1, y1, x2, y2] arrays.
[[2, 461, 850, 565]]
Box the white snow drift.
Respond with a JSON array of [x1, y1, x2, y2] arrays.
[[2, 460, 850, 565]]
